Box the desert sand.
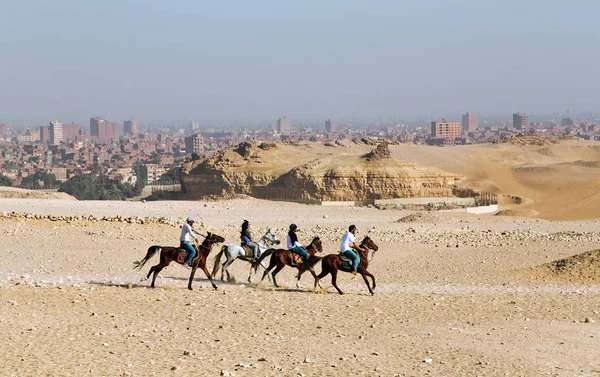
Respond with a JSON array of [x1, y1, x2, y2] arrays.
[[1, 196, 600, 377]]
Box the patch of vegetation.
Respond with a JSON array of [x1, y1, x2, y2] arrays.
[[58, 174, 143, 200]]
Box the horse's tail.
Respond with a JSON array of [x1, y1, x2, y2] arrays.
[[133, 245, 161, 270], [211, 245, 226, 276], [253, 248, 275, 273]]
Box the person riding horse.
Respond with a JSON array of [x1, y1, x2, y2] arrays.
[[180, 217, 200, 268], [287, 223, 309, 271], [240, 220, 259, 261], [340, 224, 366, 275]]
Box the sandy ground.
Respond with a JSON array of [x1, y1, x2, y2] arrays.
[[1, 198, 600, 376]]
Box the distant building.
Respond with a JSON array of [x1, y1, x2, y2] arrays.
[[46, 150, 53, 164], [189, 121, 200, 132], [431, 119, 461, 142], [185, 133, 204, 155], [99, 122, 119, 142], [277, 117, 292, 135], [123, 119, 139, 138], [560, 117, 575, 127], [0, 124, 7, 140], [62, 122, 80, 142], [49, 121, 63, 145], [91, 117, 119, 143], [325, 119, 336, 133], [90, 116, 106, 138], [461, 112, 478, 132], [513, 113, 529, 130], [39, 125, 50, 144]]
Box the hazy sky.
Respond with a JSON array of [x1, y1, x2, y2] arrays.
[[1, 0, 599, 125]]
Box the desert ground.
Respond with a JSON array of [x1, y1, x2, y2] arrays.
[[1, 196, 600, 377]]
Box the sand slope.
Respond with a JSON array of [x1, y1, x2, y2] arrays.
[[389, 138, 600, 220]]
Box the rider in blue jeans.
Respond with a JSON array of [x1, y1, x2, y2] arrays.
[[339, 224, 365, 275], [286, 224, 309, 269], [180, 217, 199, 267]]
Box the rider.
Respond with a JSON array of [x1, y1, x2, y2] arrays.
[[340, 224, 364, 275], [286, 223, 309, 269], [180, 217, 200, 268], [240, 220, 259, 261]]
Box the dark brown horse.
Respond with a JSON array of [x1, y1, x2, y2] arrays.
[[312, 235, 378, 295], [133, 232, 225, 290], [253, 237, 323, 288]]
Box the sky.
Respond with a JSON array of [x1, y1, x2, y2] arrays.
[[1, 0, 599, 126]]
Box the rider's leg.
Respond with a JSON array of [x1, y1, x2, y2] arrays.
[[247, 241, 259, 259], [182, 241, 196, 265], [295, 246, 310, 273], [343, 249, 359, 273]]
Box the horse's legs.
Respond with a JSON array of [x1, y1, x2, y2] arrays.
[[221, 257, 235, 282], [144, 265, 156, 281], [309, 268, 323, 289], [330, 268, 343, 295], [362, 270, 376, 292], [247, 264, 254, 284], [202, 264, 217, 290], [261, 258, 276, 282], [360, 272, 374, 295], [150, 265, 164, 288], [314, 265, 330, 292], [187, 267, 197, 290], [271, 263, 285, 288]]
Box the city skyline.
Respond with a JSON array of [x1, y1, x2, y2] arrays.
[[1, 1, 599, 125]]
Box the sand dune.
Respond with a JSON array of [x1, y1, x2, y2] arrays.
[[389, 138, 600, 220]]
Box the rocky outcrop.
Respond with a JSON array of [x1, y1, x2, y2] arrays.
[[181, 141, 464, 201]]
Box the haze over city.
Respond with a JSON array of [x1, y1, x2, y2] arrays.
[[2, 0, 600, 126]]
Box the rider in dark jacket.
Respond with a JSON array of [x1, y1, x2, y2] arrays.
[[241, 220, 259, 260]]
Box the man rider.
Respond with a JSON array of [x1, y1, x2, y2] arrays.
[[286, 223, 309, 268], [181, 217, 200, 268], [241, 220, 259, 261], [340, 224, 365, 275]]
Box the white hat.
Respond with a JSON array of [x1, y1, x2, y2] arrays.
[[186, 217, 195, 222]]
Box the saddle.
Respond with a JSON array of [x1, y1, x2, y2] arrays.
[[338, 253, 353, 270], [241, 244, 254, 258], [176, 249, 199, 265], [288, 251, 303, 266]]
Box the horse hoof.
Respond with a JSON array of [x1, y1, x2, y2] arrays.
[[188, 287, 193, 291]]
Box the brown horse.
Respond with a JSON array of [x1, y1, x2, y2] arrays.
[[312, 235, 378, 295], [133, 232, 225, 290], [253, 237, 323, 288]]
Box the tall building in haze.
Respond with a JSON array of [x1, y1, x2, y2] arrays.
[[90, 116, 106, 138], [513, 113, 529, 130], [431, 119, 461, 142], [0, 124, 7, 140], [123, 119, 139, 138], [185, 133, 204, 155], [277, 117, 292, 135], [325, 119, 336, 133], [99, 122, 119, 142], [49, 121, 63, 145], [62, 122, 80, 142], [461, 113, 478, 132]]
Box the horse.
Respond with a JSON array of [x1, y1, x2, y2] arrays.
[[253, 236, 323, 288], [211, 229, 281, 283], [312, 235, 379, 295], [133, 232, 225, 290]]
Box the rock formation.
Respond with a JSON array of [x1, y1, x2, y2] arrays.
[[180, 141, 464, 201]]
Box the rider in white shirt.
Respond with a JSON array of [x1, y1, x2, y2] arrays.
[[180, 217, 199, 267], [339, 224, 363, 275]]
